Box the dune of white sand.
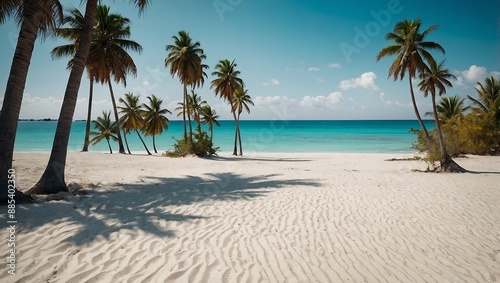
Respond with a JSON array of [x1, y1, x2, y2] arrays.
[[1, 152, 499, 282]]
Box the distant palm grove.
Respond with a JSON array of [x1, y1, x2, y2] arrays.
[[0, 1, 498, 203]]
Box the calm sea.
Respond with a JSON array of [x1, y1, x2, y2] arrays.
[[14, 120, 433, 154]]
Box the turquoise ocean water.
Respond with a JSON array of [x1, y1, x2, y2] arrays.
[[14, 120, 434, 154]]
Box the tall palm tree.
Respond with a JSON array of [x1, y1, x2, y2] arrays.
[[376, 17, 444, 148], [142, 94, 171, 153], [165, 30, 207, 144], [428, 95, 470, 122], [418, 60, 465, 172], [91, 5, 142, 154], [211, 59, 244, 155], [118, 92, 152, 155], [90, 111, 118, 154], [200, 105, 220, 146], [28, 0, 149, 195], [468, 76, 500, 126], [233, 86, 254, 156], [0, 0, 63, 203], [50, 8, 96, 152]]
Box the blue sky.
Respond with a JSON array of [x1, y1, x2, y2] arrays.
[[1, 0, 499, 120]]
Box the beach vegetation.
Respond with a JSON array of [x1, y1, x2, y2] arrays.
[[89, 111, 118, 154], [211, 59, 244, 156], [118, 92, 152, 155], [376, 17, 444, 149], [200, 105, 221, 146], [417, 60, 465, 172], [165, 30, 208, 147], [0, 0, 63, 203], [232, 86, 254, 156], [142, 94, 171, 153], [28, 0, 149, 196]]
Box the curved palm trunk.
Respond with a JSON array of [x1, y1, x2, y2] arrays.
[[230, 102, 239, 156], [209, 125, 213, 146], [0, 1, 40, 203], [106, 138, 113, 154], [136, 130, 152, 155], [28, 0, 99, 195], [237, 113, 243, 156], [186, 89, 193, 142], [122, 130, 131, 154], [107, 81, 125, 154], [182, 84, 188, 142], [431, 93, 465, 172], [82, 79, 94, 151], [409, 76, 434, 147], [152, 135, 158, 153]]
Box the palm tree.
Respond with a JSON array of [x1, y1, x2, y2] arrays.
[[118, 92, 152, 155], [233, 86, 254, 156], [200, 105, 220, 146], [418, 60, 465, 172], [50, 8, 95, 152], [28, 0, 149, 195], [428, 95, 470, 122], [165, 30, 207, 144], [91, 5, 142, 154], [142, 94, 171, 153], [188, 90, 208, 136], [468, 76, 500, 126], [0, 0, 63, 203], [90, 111, 118, 154], [376, 17, 444, 148], [211, 59, 244, 155]]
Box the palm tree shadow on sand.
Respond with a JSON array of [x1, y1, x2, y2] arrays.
[[16, 173, 322, 246]]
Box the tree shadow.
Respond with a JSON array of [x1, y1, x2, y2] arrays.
[[205, 155, 312, 163], [15, 172, 322, 246]]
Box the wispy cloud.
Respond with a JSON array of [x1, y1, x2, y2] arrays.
[[261, 79, 280, 87], [328, 63, 342, 69], [308, 67, 320, 72], [315, 77, 324, 83], [339, 71, 379, 91]]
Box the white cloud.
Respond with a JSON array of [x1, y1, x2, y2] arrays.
[[254, 96, 296, 107], [308, 67, 320, 72], [300, 92, 343, 109], [315, 77, 324, 83], [328, 63, 342, 69], [339, 71, 379, 91], [460, 65, 487, 82], [490, 71, 500, 78], [261, 79, 280, 86]]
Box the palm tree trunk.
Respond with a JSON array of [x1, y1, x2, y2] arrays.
[[153, 135, 158, 153], [122, 130, 131, 154], [136, 130, 152, 155], [0, 1, 40, 203], [237, 115, 243, 156], [186, 90, 193, 142], [107, 81, 125, 154], [28, 0, 99, 195], [82, 79, 94, 152], [106, 138, 113, 154], [431, 93, 465, 172], [209, 125, 213, 146], [230, 101, 239, 156], [409, 76, 434, 147], [182, 84, 188, 142]]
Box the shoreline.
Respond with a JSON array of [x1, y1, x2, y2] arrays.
[[2, 152, 499, 282]]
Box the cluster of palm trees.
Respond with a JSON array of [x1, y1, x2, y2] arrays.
[[377, 17, 466, 172], [165, 31, 254, 156], [0, 0, 150, 202]]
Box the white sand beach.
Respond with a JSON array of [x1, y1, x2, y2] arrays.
[[1, 152, 499, 282]]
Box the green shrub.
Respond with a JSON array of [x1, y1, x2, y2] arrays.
[[165, 131, 219, 157]]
